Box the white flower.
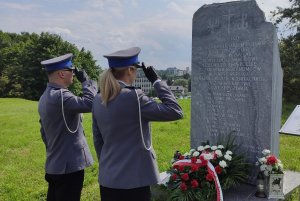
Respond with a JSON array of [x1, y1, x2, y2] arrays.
[[219, 160, 227, 168], [189, 149, 195, 153], [266, 165, 273, 171], [217, 145, 224, 149], [203, 153, 213, 160], [258, 157, 267, 164], [226, 150, 232, 155], [224, 154, 232, 161], [204, 145, 210, 149], [215, 150, 223, 157], [262, 149, 271, 155], [264, 170, 270, 176], [260, 164, 267, 171], [255, 161, 259, 166], [197, 146, 204, 151], [211, 146, 217, 150], [192, 151, 200, 157], [183, 152, 189, 156]]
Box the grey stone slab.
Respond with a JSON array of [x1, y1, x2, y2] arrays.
[[191, 0, 283, 184], [223, 183, 274, 201], [282, 171, 300, 198], [224, 171, 300, 200]]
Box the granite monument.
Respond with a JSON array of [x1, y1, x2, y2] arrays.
[[191, 0, 283, 184]]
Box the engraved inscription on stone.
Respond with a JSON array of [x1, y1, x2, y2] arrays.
[[191, 1, 283, 184]]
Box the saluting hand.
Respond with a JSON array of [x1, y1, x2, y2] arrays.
[[142, 62, 160, 84], [74, 68, 89, 83]]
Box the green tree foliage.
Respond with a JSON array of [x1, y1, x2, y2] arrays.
[[273, 0, 300, 102], [273, 0, 300, 30], [167, 78, 173, 86], [0, 31, 102, 100], [278, 35, 300, 102], [173, 78, 188, 88]]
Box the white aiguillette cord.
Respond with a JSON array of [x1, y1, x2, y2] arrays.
[[60, 89, 80, 133], [134, 89, 152, 151]]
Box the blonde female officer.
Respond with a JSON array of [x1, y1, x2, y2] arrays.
[[92, 47, 183, 201]]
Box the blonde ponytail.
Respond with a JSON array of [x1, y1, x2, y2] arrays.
[[99, 67, 130, 106], [99, 69, 121, 106]]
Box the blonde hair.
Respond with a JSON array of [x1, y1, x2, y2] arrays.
[[99, 67, 128, 106]]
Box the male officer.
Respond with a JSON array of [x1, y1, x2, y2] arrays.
[[38, 53, 97, 201]]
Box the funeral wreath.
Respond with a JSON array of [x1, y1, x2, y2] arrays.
[[161, 136, 250, 201]]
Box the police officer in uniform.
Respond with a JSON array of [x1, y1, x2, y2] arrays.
[[92, 47, 183, 201], [38, 53, 97, 201]]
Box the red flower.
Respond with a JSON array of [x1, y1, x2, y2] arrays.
[[179, 155, 185, 160], [191, 157, 197, 163], [199, 155, 208, 166], [179, 166, 184, 172], [267, 155, 277, 165], [191, 179, 199, 188], [191, 165, 199, 172], [215, 166, 222, 174], [213, 152, 217, 159], [173, 165, 179, 170], [206, 173, 214, 181], [180, 182, 187, 191], [181, 173, 189, 181], [171, 174, 178, 180]]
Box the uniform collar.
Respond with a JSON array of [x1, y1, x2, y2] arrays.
[[47, 82, 66, 89], [117, 80, 130, 87]]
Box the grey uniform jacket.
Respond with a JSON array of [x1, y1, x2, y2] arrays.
[[38, 80, 97, 174], [92, 81, 183, 189]]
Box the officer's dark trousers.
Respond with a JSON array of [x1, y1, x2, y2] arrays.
[[45, 170, 84, 201], [100, 185, 151, 201]]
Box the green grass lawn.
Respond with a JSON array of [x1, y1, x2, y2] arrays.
[[0, 98, 299, 201]]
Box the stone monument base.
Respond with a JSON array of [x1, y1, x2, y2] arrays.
[[152, 171, 300, 201]]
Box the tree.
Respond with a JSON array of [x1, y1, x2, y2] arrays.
[[0, 31, 102, 100], [183, 73, 190, 80], [273, 1, 300, 102], [173, 78, 188, 87], [167, 78, 173, 86], [273, 0, 300, 31], [0, 32, 26, 97], [188, 78, 191, 92]]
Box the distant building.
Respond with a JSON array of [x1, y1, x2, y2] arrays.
[[177, 70, 184, 76], [165, 67, 190, 76], [165, 67, 178, 75], [169, 85, 184, 95], [185, 67, 191, 75], [133, 70, 152, 95]]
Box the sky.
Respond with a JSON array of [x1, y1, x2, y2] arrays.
[[0, 0, 293, 69]]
